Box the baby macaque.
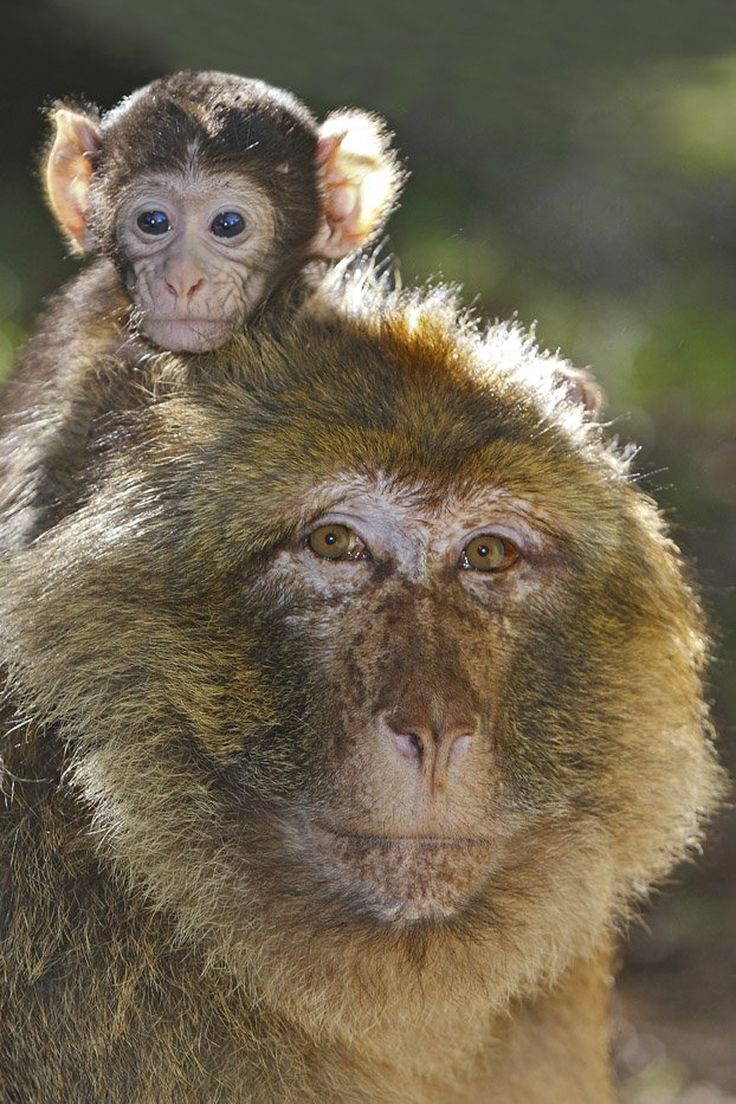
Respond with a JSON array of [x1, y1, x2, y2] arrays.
[[43, 69, 404, 353]]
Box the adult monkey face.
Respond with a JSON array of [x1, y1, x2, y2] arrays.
[[266, 481, 537, 921], [43, 72, 403, 352], [1, 275, 723, 1034]]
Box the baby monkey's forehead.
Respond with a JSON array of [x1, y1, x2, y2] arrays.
[[117, 166, 270, 204]]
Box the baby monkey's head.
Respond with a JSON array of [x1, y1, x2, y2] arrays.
[[43, 70, 404, 351]]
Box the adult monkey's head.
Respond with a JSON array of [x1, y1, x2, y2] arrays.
[[1, 271, 724, 1034], [43, 71, 403, 351]]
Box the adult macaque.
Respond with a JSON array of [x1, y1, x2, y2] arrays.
[[0, 269, 725, 1102], [42, 70, 403, 353]]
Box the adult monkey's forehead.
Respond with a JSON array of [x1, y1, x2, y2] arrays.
[[184, 278, 618, 474], [108, 276, 631, 558]]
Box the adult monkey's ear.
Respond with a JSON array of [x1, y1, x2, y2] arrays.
[[44, 104, 102, 253], [311, 110, 405, 259], [554, 364, 605, 418]]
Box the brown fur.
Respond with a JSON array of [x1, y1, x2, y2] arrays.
[[0, 267, 726, 1101]]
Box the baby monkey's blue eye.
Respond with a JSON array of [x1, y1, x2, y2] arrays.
[[211, 211, 246, 238], [137, 210, 171, 235]]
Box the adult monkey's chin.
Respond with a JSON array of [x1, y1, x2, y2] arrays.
[[304, 821, 499, 923], [143, 317, 235, 353]]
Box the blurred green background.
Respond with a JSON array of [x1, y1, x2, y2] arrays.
[[1, 2, 734, 1100]]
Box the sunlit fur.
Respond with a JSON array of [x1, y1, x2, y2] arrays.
[[0, 266, 726, 1102]]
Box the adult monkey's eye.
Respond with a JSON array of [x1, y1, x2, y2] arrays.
[[462, 534, 520, 572], [137, 210, 171, 235], [308, 524, 353, 560], [211, 211, 246, 238]]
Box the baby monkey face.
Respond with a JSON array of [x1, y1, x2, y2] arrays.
[[116, 170, 277, 352]]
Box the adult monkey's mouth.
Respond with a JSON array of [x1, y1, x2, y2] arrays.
[[304, 821, 498, 923]]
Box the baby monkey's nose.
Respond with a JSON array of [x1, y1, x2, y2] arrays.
[[164, 259, 205, 301]]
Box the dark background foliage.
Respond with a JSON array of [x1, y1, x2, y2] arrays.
[[1, 2, 734, 1099]]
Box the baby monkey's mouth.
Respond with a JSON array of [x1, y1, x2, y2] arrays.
[[141, 316, 238, 353], [304, 821, 497, 923]]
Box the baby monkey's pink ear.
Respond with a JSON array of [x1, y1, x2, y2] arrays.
[[311, 111, 404, 259], [44, 106, 102, 253]]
